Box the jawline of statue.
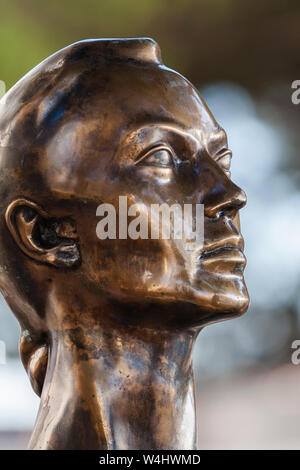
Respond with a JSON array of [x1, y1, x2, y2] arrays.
[[0, 38, 249, 450]]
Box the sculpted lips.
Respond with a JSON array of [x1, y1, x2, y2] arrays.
[[198, 236, 246, 272]]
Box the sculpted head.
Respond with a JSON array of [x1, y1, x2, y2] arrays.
[[0, 38, 249, 396]]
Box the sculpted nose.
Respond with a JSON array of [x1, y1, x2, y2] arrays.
[[204, 180, 246, 218], [199, 155, 247, 219]]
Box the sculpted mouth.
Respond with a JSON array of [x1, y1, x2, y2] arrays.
[[202, 235, 244, 254], [198, 239, 246, 273], [200, 246, 244, 260]]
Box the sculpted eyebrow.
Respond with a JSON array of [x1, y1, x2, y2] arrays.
[[127, 125, 199, 161], [207, 129, 228, 156]]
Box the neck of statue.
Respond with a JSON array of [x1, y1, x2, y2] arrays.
[[28, 303, 199, 450]]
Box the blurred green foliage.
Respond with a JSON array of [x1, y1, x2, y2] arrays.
[[0, 0, 300, 90]]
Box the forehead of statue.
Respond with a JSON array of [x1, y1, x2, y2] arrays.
[[34, 66, 217, 173], [36, 64, 207, 126], [0, 42, 218, 206]]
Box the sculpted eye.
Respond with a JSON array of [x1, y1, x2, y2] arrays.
[[135, 146, 174, 168], [216, 149, 232, 173]]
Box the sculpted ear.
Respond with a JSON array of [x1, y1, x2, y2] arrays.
[[5, 198, 80, 268]]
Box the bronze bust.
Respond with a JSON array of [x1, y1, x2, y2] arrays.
[[0, 38, 249, 449]]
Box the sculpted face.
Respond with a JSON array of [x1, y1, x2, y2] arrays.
[[50, 71, 248, 324], [0, 39, 249, 331]]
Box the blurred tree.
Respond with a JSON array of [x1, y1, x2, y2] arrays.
[[0, 0, 299, 90]]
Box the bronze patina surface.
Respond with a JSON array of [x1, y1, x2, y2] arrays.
[[0, 38, 249, 449]]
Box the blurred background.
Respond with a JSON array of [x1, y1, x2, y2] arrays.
[[0, 0, 300, 450]]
